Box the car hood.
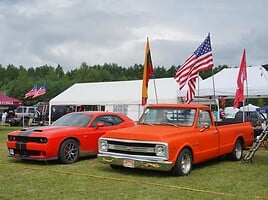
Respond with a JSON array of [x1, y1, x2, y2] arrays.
[[9, 126, 83, 137], [102, 124, 195, 142]]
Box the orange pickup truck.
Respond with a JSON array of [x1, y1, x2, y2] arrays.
[[98, 104, 254, 176]]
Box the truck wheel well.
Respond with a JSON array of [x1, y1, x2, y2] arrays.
[[237, 136, 244, 146], [178, 146, 194, 162]]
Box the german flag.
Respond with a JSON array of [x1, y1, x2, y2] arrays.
[[141, 37, 154, 106]]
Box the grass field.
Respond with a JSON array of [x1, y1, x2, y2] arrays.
[[0, 126, 267, 200]]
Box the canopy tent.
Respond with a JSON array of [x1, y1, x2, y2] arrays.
[[177, 66, 268, 98], [256, 105, 268, 113], [49, 78, 180, 122], [239, 103, 259, 111], [0, 93, 23, 106], [50, 78, 179, 105], [224, 106, 239, 118]]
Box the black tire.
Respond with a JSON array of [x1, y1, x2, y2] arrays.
[[58, 139, 80, 164], [110, 164, 123, 170], [171, 148, 192, 176], [229, 139, 243, 161]]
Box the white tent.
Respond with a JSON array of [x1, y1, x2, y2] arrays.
[[49, 66, 268, 123], [179, 66, 268, 98], [177, 66, 268, 119], [49, 78, 180, 122], [224, 106, 239, 118], [239, 103, 259, 111]]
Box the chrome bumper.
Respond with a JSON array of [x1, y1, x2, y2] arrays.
[[98, 154, 173, 171]]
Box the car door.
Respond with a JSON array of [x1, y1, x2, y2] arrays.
[[196, 110, 219, 162], [87, 115, 124, 151]]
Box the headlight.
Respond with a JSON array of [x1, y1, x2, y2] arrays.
[[99, 139, 108, 152], [155, 144, 167, 157], [39, 137, 48, 143], [8, 135, 16, 141]]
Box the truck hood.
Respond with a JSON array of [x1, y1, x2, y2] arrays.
[[102, 124, 194, 142]]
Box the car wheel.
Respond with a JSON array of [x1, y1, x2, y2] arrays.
[[171, 148, 192, 176], [229, 139, 243, 161], [58, 139, 80, 164]]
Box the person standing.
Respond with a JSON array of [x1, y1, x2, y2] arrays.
[[1, 111, 7, 126]]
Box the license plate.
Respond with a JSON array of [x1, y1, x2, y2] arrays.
[[9, 149, 14, 156], [123, 159, 135, 168]]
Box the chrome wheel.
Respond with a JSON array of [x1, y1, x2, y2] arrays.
[[235, 142, 242, 159], [59, 139, 79, 164], [180, 153, 191, 174], [229, 139, 243, 161], [172, 148, 192, 176]]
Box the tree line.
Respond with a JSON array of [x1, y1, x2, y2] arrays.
[[1, 62, 264, 107]]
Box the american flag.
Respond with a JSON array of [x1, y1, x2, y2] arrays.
[[32, 85, 46, 98], [24, 85, 37, 98], [174, 33, 213, 103]]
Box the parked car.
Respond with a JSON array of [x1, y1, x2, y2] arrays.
[[222, 111, 267, 126], [234, 111, 266, 123], [8, 106, 37, 126], [6, 111, 135, 164]]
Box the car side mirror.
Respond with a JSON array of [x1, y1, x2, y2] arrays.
[[96, 122, 105, 129]]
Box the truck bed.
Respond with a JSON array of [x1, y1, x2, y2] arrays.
[[215, 120, 244, 126]]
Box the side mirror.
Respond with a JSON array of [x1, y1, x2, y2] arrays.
[[96, 122, 105, 129], [199, 122, 210, 132]]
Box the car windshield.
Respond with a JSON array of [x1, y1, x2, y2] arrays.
[[52, 113, 92, 127], [139, 107, 196, 126]]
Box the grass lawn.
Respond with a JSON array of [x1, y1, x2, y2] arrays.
[[0, 126, 267, 200]]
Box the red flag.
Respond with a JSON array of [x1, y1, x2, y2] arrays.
[[174, 33, 213, 103], [233, 49, 247, 108], [220, 97, 227, 106], [141, 38, 154, 106]]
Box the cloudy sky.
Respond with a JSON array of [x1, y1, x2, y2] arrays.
[[0, 0, 267, 71]]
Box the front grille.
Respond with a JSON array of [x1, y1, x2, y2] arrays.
[[108, 140, 156, 156], [8, 136, 47, 143], [14, 149, 41, 156]]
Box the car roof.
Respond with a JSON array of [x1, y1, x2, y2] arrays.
[[67, 111, 129, 119], [146, 104, 210, 109]]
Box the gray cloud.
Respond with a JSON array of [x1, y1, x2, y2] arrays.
[[0, 0, 267, 71]]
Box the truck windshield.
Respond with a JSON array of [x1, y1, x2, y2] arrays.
[[139, 108, 196, 126]]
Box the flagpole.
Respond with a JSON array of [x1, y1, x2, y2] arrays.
[[211, 67, 219, 119], [152, 76, 158, 104], [196, 73, 199, 104], [244, 49, 248, 122]]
